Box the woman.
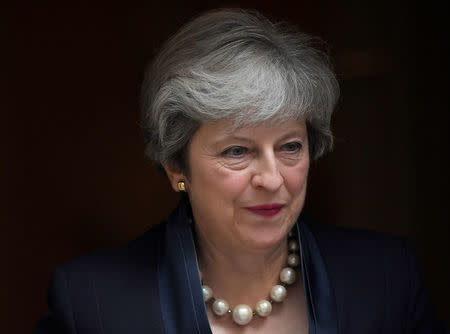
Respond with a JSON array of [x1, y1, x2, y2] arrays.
[[34, 8, 447, 334]]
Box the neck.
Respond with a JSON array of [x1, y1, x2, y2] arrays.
[[195, 226, 288, 307]]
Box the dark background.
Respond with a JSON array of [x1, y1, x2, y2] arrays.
[[3, 1, 449, 333]]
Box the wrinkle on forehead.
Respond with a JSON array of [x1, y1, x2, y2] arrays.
[[198, 119, 307, 143]]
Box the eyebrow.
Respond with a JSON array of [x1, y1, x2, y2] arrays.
[[276, 130, 307, 142]]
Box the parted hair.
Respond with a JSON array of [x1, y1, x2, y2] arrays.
[[140, 8, 339, 172]]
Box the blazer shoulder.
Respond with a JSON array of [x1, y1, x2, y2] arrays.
[[35, 221, 168, 334], [302, 213, 409, 253], [301, 213, 417, 301], [302, 214, 448, 333], [55, 220, 167, 280]]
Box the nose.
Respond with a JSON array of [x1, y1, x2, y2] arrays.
[[251, 152, 283, 192]]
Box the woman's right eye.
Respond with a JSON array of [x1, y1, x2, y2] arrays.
[[222, 146, 248, 157]]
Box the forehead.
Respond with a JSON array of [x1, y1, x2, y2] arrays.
[[193, 119, 308, 143]]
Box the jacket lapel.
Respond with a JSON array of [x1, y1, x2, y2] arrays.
[[158, 199, 212, 333], [299, 215, 339, 334]]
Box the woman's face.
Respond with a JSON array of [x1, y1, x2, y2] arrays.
[[167, 120, 310, 250]]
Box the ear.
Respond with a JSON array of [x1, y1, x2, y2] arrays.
[[162, 163, 188, 192]]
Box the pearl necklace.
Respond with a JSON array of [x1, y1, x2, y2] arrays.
[[200, 233, 300, 326]]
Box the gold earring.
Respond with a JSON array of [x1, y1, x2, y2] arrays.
[[177, 181, 186, 192]]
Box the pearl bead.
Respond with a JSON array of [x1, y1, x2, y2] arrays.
[[232, 304, 253, 325], [287, 253, 300, 267], [280, 267, 296, 285], [212, 299, 229, 316], [255, 299, 272, 317], [270, 284, 287, 302], [202, 285, 213, 302], [288, 239, 299, 252]]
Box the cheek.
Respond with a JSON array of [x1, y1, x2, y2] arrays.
[[212, 172, 251, 205], [193, 161, 251, 204], [284, 162, 309, 196]]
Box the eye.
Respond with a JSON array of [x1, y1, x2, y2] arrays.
[[222, 146, 248, 157], [281, 142, 302, 153]]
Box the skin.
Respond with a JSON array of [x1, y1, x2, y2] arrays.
[[164, 119, 310, 333]]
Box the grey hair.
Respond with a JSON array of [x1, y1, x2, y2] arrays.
[[140, 8, 339, 171]]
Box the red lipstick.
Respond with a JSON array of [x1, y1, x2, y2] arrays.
[[245, 203, 284, 217]]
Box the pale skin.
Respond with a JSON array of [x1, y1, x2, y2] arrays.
[[164, 120, 310, 333]]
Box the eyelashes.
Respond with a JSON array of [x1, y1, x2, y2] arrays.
[[222, 146, 248, 158], [280, 142, 302, 153]]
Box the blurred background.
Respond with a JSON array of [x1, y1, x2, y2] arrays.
[[2, 1, 449, 333]]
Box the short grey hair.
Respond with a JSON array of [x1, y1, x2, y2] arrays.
[[140, 8, 339, 171]]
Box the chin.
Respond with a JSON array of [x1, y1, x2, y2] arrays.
[[241, 225, 289, 250]]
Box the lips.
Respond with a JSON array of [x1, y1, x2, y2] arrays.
[[245, 203, 284, 217]]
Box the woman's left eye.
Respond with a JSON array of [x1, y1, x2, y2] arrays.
[[281, 142, 302, 152]]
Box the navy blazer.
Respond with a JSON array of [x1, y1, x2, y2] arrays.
[[34, 200, 448, 333]]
